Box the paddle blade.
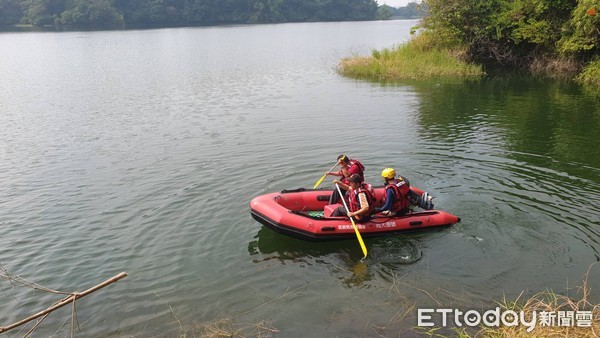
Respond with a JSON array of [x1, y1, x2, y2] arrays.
[[350, 218, 368, 258], [313, 174, 327, 189]]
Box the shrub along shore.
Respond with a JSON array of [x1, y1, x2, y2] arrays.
[[340, 0, 600, 90], [339, 32, 600, 90], [338, 33, 484, 80]]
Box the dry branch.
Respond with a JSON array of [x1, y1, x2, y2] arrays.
[[0, 272, 128, 334]]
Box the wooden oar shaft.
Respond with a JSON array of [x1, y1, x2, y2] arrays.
[[0, 272, 128, 334], [336, 183, 351, 215], [335, 184, 368, 258], [313, 162, 339, 189], [325, 162, 339, 174]]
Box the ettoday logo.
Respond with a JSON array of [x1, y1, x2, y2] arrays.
[[417, 308, 594, 332]]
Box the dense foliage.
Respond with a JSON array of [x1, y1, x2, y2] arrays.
[[0, 0, 380, 27], [418, 0, 600, 71]]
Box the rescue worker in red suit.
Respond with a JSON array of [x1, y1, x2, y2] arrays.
[[327, 154, 365, 204], [331, 174, 375, 223], [374, 168, 411, 216]]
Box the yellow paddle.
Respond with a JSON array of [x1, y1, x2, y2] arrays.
[[313, 162, 338, 189], [335, 183, 368, 259]]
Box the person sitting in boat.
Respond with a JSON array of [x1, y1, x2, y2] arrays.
[[374, 168, 411, 216], [331, 174, 375, 222], [374, 167, 435, 211], [327, 154, 365, 204]]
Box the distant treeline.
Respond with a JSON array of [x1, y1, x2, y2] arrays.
[[377, 2, 426, 20], [0, 0, 383, 27]]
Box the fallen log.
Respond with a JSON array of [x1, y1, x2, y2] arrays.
[[0, 272, 128, 334]]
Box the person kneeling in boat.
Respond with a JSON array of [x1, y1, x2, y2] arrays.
[[331, 174, 375, 222], [374, 168, 411, 216], [327, 154, 365, 204]]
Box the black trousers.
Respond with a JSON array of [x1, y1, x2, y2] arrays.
[[329, 186, 348, 204]]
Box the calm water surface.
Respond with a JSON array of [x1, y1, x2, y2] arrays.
[[0, 20, 599, 337]]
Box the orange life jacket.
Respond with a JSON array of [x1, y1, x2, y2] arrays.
[[384, 177, 411, 212], [340, 159, 365, 184], [349, 183, 375, 216]]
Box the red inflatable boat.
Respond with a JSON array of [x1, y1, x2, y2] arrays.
[[250, 187, 460, 241]]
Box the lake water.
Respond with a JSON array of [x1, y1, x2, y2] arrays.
[[0, 20, 599, 337]]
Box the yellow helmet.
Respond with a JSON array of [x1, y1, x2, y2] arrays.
[[381, 168, 396, 179]]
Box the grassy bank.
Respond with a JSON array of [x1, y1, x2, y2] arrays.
[[339, 33, 600, 93], [577, 58, 600, 91], [338, 34, 484, 80], [191, 267, 599, 338], [464, 292, 599, 337], [440, 266, 600, 338], [191, 292, 599, 338]]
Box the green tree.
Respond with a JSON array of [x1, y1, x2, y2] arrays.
[[22, 0, 65, 25], [113, 0, 151, 24], [60, 0, 122, 25], [558, 0, 600, 58], [248, 0, 284, 23], [279, 0, 318, 21], [0, 0, 22, 25], [419, 0, 579, 66], [396, 2, 425, 19], [376, 5, 392, 20]]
